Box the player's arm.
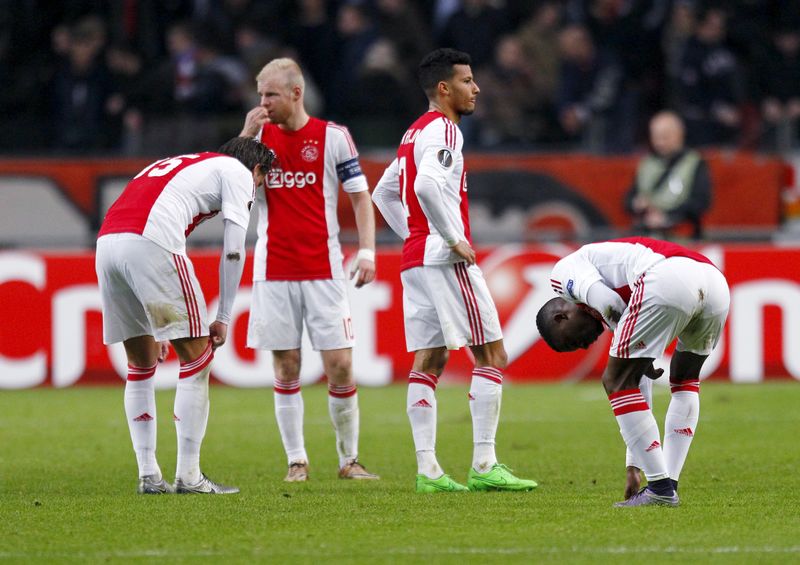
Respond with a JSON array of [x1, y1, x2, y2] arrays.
[[585, 282, 627, 330], [347, 189, 376, 288], [415, 149, 474, 265], [211, 219, 247, 349], [372, 158, 410, 240]]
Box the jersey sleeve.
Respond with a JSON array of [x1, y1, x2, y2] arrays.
[[415, 118, 460, 188], [219, 159, 254, 229], [549, 251, 604, 304], [327, 123, 369, 194], [373, 158, 410, 240]]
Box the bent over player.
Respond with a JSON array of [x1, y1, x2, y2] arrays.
[[536, 237, 730, 506], [96, 137, 274, 494], [240, 58, 378, 482], [372, 48, 537, 493]]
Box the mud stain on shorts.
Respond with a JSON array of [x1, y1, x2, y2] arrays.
[[146, 303, 186, 328]]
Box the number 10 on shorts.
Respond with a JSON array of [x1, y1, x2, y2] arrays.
[[343, 317, 354, 341]]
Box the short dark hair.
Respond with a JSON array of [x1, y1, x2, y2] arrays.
[[536, 298, 562, 352], [418, 48, 472, 97], [219, 137, 275, 172]]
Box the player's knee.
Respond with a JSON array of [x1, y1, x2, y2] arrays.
[[414, 348, 448, 376], [273, 350, 301, 381]]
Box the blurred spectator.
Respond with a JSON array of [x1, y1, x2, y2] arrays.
[[517, 1, 563, 107], [105, 42, 145, 152], [328, 2, 380, 117], [556, 24, 637, 153], [625, 111, 711, 239], [287, 0, 337, 113], [50, 15, 114, 153], [374, 0, 432, 77], [474, 35, 554, 147], [663, 0, 696, 108], [675, 7, 742, 146], [338, 39, 422, 145], [753, 26, 800, 151], [438, 0, 511, 70]]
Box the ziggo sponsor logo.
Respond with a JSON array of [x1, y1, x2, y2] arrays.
[[266, 168, 317, 189]]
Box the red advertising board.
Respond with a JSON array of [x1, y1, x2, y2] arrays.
[[1, 245, 799, 389]]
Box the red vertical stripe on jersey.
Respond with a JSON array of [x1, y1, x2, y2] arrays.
[[329, 123, 356, 157]]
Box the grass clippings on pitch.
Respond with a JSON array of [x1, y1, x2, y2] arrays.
[[1, 382, 798, 563]]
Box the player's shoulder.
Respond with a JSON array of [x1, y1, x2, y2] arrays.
[[325, 120, 359, 157], [416, 112, 460, 151]]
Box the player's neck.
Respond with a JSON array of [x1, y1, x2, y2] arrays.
[[278, 108, 310, 132], [428, 101, 460, 124]]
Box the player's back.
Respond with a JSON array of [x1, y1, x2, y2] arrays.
[[99, 153, 251, 255], [398, 111, 470, 270]]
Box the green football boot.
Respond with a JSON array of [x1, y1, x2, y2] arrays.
[[415, 473, 470, 493], [467, 463, 538, 492]]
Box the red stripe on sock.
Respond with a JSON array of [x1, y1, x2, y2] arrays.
[[409, 371, 438, 390], [472, 366, 503, 384], [179, 342, 213, 379], [274, 379, 301, 394], [329, 383, 357, 398], [127, 363, 157, 381], [608, 388, 649, 416], [670, 379, 700, 393]]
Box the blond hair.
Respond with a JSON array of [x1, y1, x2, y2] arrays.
[[256, 58, 305, 92]]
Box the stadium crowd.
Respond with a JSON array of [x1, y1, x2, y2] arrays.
[[2, 0, 800, 156]]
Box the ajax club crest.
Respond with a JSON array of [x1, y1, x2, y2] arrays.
[[301, 140, 320, 162]]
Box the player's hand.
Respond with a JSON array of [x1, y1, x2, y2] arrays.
[[451, 240, 476, 265], [239, 106, 269, 137], [625, 466, 642, 500], [157, 341, 170, 363], [350, 258, 376, 288], [209, 321, 228, 350], [644, 363, 664, 380]]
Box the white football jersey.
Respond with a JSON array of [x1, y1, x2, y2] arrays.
[[99, 153, 254, 255]]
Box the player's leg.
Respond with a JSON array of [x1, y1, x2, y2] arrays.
[[272, 348, 309, 480], [247, 281, 307, 481], [664, 351, 705, 493], [122, 335, 170, 493], [663, 261, 729, 494], [409, 347, 468, 492], [320, 347, 379, 479], [401, 267, 465, 491], [305, 280, 377, 479], [96, 235, 169, 494], [624, 375, 654, 499]]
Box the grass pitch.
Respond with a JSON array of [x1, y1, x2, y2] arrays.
[[1, 382, 798, 563]]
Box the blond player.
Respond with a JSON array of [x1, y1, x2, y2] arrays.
[[240, 58, 378, 482], [372, 48, 538, 493]]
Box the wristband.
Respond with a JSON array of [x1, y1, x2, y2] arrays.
[[355, 248, 375, 263]]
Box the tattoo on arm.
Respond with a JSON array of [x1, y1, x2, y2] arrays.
[[226, 252, 241, 261]]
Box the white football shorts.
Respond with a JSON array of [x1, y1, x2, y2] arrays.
[[610, 257, 730, 359], [96, 233, 209, 344], [402, 262, 503, 352], [247, 279, 354, 351]]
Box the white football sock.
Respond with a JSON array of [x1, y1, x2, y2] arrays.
[[664, 380, 700, 482], [626, 375, 654, 469], [328, 383, 359, 468], [174, 343, 213, 484], [609, 388, 669, 481], [274, 379, 307, 464], [407, 371, 443, 479], [470, 367, 503, 473], [125, 363, 161, 478]]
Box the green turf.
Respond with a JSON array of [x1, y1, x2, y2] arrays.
[[1, 382, 798, 563]]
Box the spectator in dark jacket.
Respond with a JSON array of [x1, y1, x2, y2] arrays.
[[675, 7, 741, 146]]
